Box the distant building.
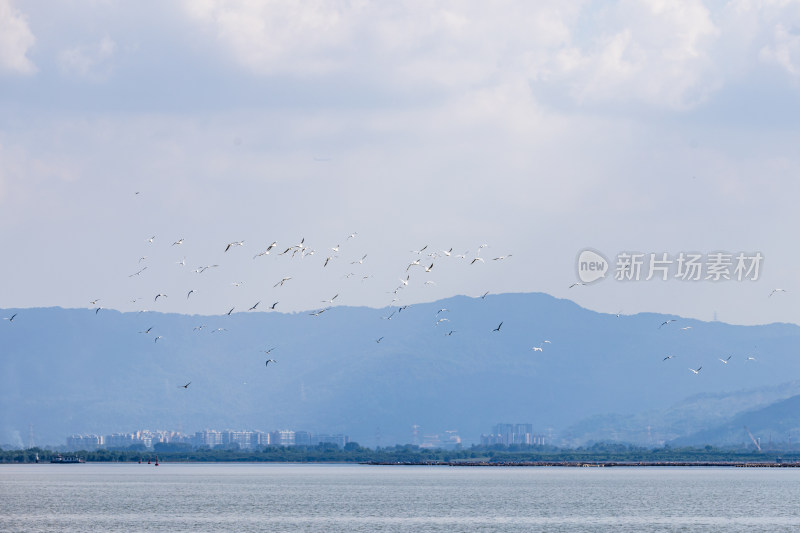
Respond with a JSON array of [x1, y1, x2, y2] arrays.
[[269, 430, 295, 447], [294, 431, 313, 446], [481, 423, 545, 446], [194, 429, 224, 448], [316, 434, 349, 448], [66, 434, 103, 451]]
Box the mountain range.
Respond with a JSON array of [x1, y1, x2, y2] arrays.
[[2, 292, 799, 449]]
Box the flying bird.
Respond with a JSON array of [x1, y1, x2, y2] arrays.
[[274, 277, 292, 287], [663, 355, 675, 361], [481, 291, 489, 299], [172, 238, 184, 246], [226, 307, 235, 316], [263, 347, 276, 354], [659, 319, 677, 328], [179, 382, 191, 389], [568, 282, 585, 288], [129, 267, 148, 277], [532, 346, 543, 352], [322, 294, 339, 304], [270, 302, 279, 310], [493, 322, 503, 332], [492, 255, 512, 261], [376, 337, 384, 343], [154, 336, 163, 343], [424, 263, 434, 273], [225, 241, 244, 252], [265, 359, 277, 367], [154, 294, 167, 301], [719, 355, 732, 364], [4, 313, 17, 322], [689, 366, 702, 374], [769, 288, 788, 297], [471, 257, 485, 265], [249, 302, 260, 311], [187, 290, 195, 299]]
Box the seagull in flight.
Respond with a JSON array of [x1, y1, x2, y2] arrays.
[[129, 267, 148, 277], [689, 366, 702, 374], [568, 282, 585, 288], [263, 347, 276, 355], [154, 293, 167, 301], [532, 346, 543, 352], [663, 355, 675, 361], [659, 319, 677, 328], [481, 291, 489, 299], [270, 302, 279, 310], [187, 290, 195, 299], [225, 241, 245, 252], [322, 294, 339, 304], [681, 326, 692, 331], [274, 277, 292, 287], [351, 254, 368, 265], [493, 322, 503, 332], [226, 307, 235, 316], [309, 308, 329, 317], [249, 301, 260, 311], [769, 288, 788, 297], [154, 336, 163, 343], [265, 359, 277, 367], [179, 382, 191, 389], [147, 236, 155, 243], [376, 337, 384, 343], [424, 263, 434, 273], [492, 255, 512, 261], [172, 238, 184, 246], [719, 355, 732, 364], [347, 232, 358, 240], [471, 257, 485, 265], [4, 313, 17, 322]]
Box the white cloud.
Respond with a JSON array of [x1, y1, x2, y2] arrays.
[[181, 1, 725, 109], [0, 0, 36, 75], [760, 23, 800, 77], [58, 35, 117, 81]]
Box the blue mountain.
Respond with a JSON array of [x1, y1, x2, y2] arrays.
[[2, 292, 799, 448]]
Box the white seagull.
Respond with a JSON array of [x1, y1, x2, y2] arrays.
[[689, 366, 702, 374]]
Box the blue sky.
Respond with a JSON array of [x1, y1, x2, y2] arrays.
[[1, 0, 799, 325]]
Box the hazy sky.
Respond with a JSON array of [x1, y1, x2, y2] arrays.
[[1, 0, 799, 325]]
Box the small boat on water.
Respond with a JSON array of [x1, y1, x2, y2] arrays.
[[50, 454, 85, 464]]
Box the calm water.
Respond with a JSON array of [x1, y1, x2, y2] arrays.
[[2, 463, 800, 532]]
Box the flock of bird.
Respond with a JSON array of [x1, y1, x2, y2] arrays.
[[4, 223, 526, 390], [2, 219, 791, 387]]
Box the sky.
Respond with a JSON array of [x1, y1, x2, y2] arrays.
[[1, 0, 799, 326]]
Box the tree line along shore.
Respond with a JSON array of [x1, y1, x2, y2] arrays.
[[3, 443, 800, 465]]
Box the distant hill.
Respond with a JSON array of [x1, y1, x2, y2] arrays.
[[670, 393, 800, 448], [2, 292, 799, 448], [561, 380, 800, 446]]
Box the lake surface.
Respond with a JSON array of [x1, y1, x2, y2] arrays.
[[2, 463, 800, 532]]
